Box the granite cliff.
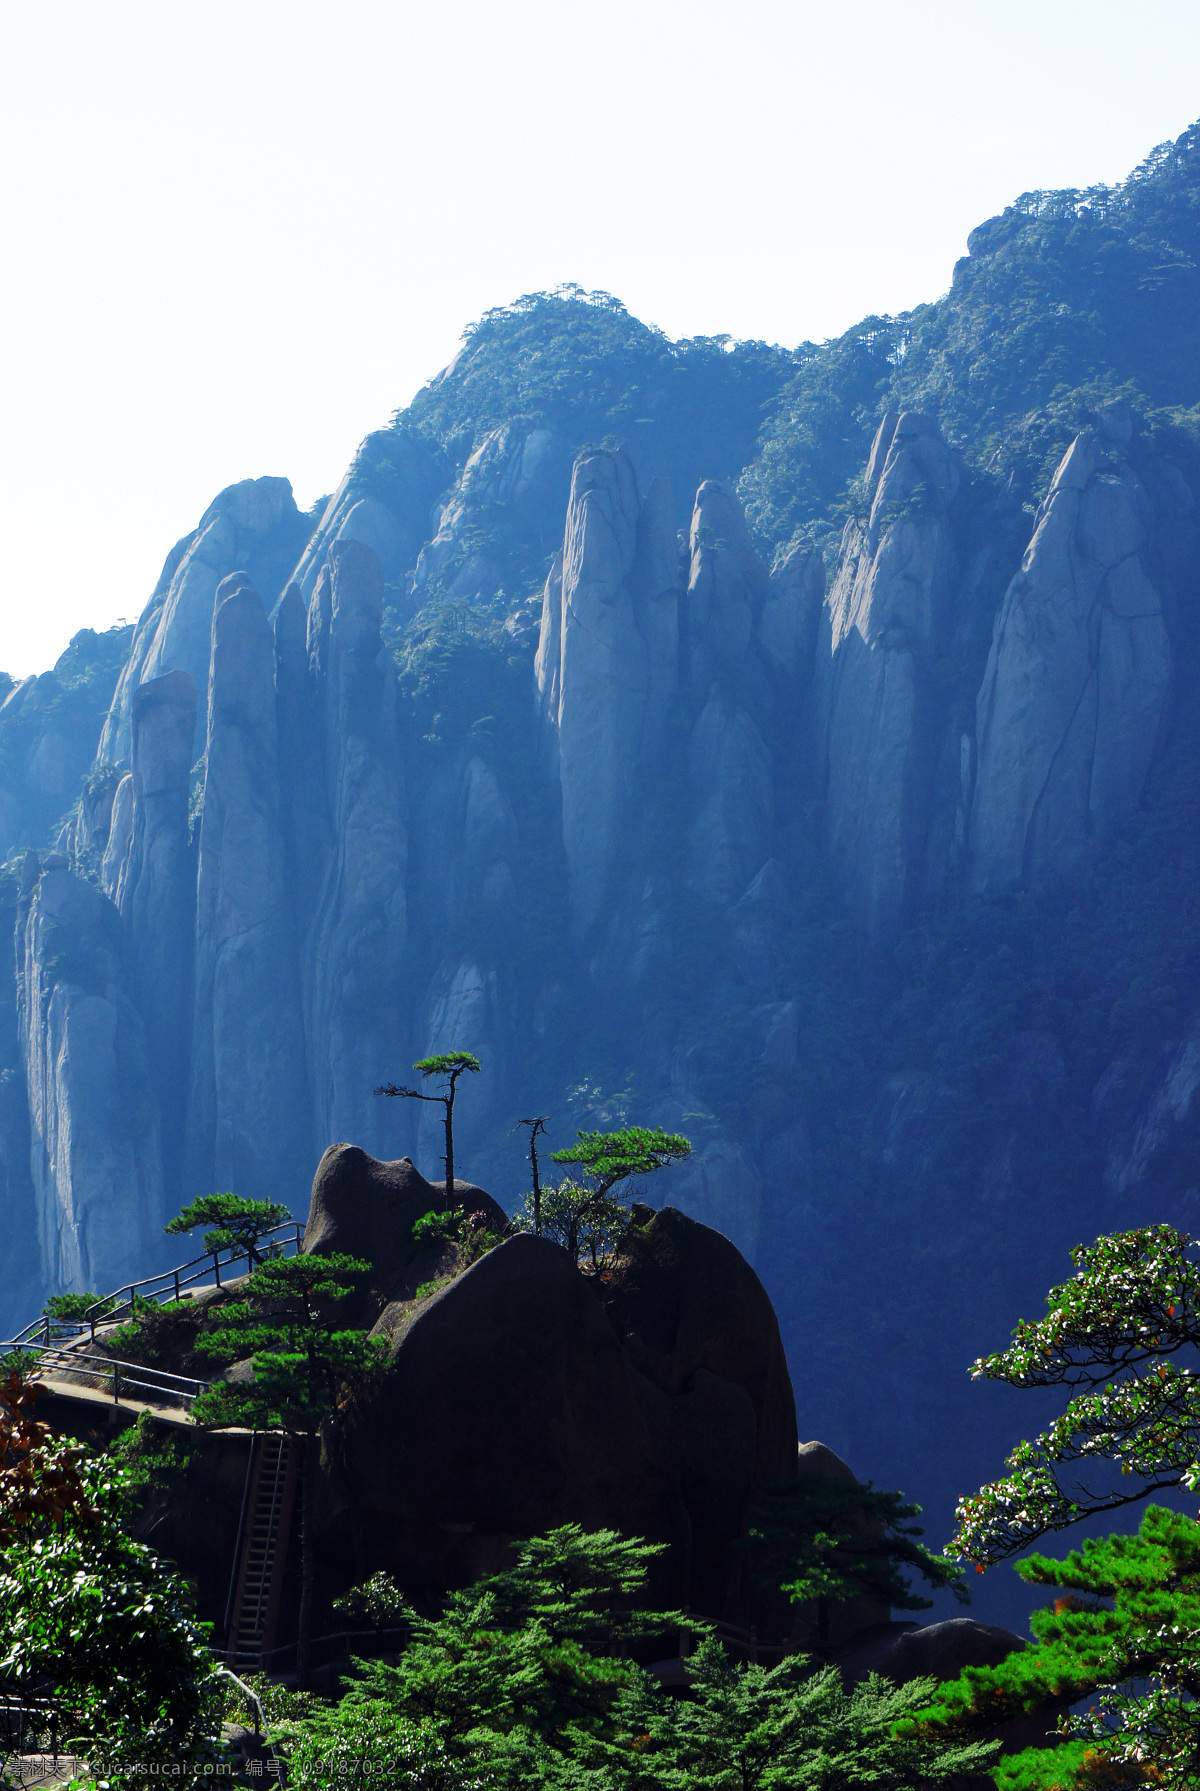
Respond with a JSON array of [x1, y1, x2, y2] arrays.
[[3, 121, 1200, 1629]]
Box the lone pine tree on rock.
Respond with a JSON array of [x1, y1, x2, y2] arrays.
[[165, 1192, 292, 1267], [190, 1253, 384, 1687], [375, 1051, 481, 1197]]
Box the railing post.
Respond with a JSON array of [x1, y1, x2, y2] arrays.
[[214, 1252, 222, 1289], [174, 1269, 180, 1301], [43, 1315, 49, 1345], [113, 1362, 120, 1404]]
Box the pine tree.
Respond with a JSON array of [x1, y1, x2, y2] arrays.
[[190, 1253, 384, 1686], [913, 1505, 1200, 1790], [743, 1476, 968, 1646], [165, 1192, 292, 1266], [376, 1052, 481, 1195], [950, 1225, 1200, 1567]]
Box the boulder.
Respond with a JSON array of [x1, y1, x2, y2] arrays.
[[649, 1140, 764, 1268], [318, 1202, 796, 1631], [303, 1141, 506, 1303], [875, 1618, 1066, 1756], [333, 1235, 691, 1599], [185, 575, 311, 1209], [970, 415, 1174, 893], [876, 1616, 1026, 1685], [600, 1204, 796, 1482], [793, 1440, 892, 1644]]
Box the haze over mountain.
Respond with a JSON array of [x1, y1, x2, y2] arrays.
[[3, 118, 1199, 1625]]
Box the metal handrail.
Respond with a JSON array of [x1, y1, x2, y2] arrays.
[[0, 1339, 209, 1410], [8, 1219, 304, 1348]]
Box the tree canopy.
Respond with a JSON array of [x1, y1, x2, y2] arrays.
[[165, 1191, 292, 1263], [950, 1224, 1200, 1567], [550, 1126, 692, 1197], [914, 1505, 1200, 1791]]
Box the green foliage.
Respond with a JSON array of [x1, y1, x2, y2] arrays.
[[0, 1449, 221, 1771], [743, 120, 1200, 550], [1, 1348, 39, 1377], [191, 1253, 383, 1437], [411, 1209, 461, 1247], [410, 1207, 504, 1285], [165, 1191, 292, 1262], [398, 286, 792, 517], [743, 1476, 968, 1623], [612, 1637, 997, 1791], [414, 1052, 481, 1078], [334, 1569, 410, 1631], [512, 1177, 629, 1271], [108, 1408, 199, 1503], [102, 1296, 200, 1369], [220, 1669, 321, 1731], [950, 1226, 1200, 1566], [914, 1506, 1200, 1790], [43, 1290, 119, 1323], [550, 1126, 692, 1196], [272, 1700, 466, 1791], [332, 1525, 693, 1785]]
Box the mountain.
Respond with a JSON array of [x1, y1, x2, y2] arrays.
[[2, 119, 1199, 1629]]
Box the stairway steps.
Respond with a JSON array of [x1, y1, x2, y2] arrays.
[[225, 1434, 299, 1665]]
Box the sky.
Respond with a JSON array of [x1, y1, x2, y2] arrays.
[[1, 1, 1198, 677]]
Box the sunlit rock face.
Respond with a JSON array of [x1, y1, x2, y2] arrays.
[[185, 574, 310, 1207], [970, 407, 1174, 895], [536, 449, 681, 938], [100, 477, 313, 766], [17, 859, 165, 1293], [816, 411, 964, 939]]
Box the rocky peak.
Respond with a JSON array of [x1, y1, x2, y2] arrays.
[[100, 478, 313, 765]]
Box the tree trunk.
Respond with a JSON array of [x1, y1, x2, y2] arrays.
[[531, 1135, 541, 1234], [297, 1431, 317, 1688], [444, 1090, 455, 1199]]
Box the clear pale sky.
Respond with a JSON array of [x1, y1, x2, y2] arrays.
[[2, 0, 1197, 676]]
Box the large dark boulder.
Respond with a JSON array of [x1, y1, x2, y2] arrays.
[[875, 1618, 1066, 1760], [877, 1617, 1026, 1685], [330, 1234, 689, 1601], [316, 1201, 799, 1634], [601, 1204, 798, 1481], [303, 1142, 507, 1305]]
